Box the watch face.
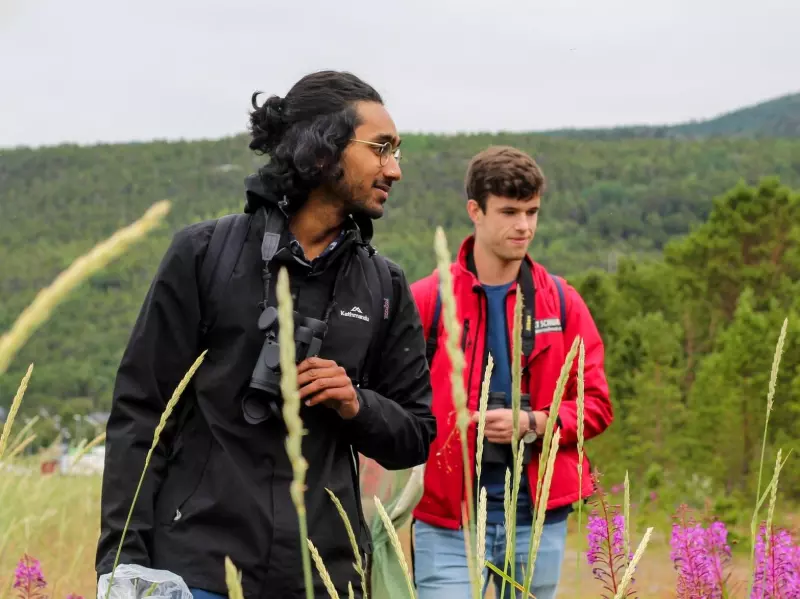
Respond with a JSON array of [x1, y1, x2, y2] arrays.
[[523, 430, 537, 443]]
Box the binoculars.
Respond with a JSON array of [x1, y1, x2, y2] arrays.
[[241, 305, 328, 425]]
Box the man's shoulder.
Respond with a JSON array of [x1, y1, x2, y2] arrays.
[[169, 214, 254, 266], [408, 268, 442, 301], [529, 260, 579, 296], [370, 251, 403, 279], [168, 218, 219, 257]]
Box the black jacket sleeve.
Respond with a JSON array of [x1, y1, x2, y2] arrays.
[[346, 261, 437, 470], [95, 225, 205, 575]]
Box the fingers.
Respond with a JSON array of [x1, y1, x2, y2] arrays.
[[297, 357, 337, 374], [483, 430, 512, 444], [296, 365, 344, 389], [304, 384, 356, 407], [299, 374, 352, 402]]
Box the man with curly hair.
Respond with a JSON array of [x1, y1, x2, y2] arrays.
[[96, 70, 436, 599]]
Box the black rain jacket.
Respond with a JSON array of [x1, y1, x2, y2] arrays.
[[95, 178, 436, 598]]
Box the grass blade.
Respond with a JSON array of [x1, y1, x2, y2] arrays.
[[308, 539, 341, 599], [0, 201, 170, 375], [0, 364, 33, 461], [476, 354, 494, 491], [484, 561, 535, 598], [522, 428, 561, 591], [325, 488, 367, 598], [433, 227, 480, 598], [575, 339, 586, 596], [373, 496, 416, 599], [275, 266, 314, 599], [104, 349, 207, 599], [746, 318, 788, 598], [224, 556, 245, 599], [612, 527, 653, 599], [623, 471, 631, 568]]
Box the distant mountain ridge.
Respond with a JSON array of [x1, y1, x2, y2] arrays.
[[541, 91, 800, 140]]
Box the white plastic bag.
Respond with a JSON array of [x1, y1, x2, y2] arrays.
[[97, 564, 193, 599]]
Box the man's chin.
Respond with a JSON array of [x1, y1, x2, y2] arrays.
[[502, 247, 529, 261], [350, 201, 384, 220], [367, 203, 385, 219]]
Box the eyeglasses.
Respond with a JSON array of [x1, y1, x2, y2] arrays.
[[350, 139, 402, 166]]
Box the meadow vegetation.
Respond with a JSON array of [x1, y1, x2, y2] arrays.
[[1, 182, 797, 597], [2, 100, 800, 595]]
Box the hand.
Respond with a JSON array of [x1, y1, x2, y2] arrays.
[[470, 409, 548, 444], [296, 357, 360, 420], [469, 409, 527, 444]]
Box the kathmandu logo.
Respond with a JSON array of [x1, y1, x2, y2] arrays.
[[340, 305, 370, 322]]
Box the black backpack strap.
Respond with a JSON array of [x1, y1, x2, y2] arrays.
[[549, 273, 567, 331], [358, 247, 394, 389], [198, 212, 252, 341], [173, 211, 250, 456], [425, 287, 442, 365]]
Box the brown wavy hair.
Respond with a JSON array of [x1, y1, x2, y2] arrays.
[[465, 145, 546, 211]]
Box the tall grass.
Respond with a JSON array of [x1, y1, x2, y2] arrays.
[[0, 200, 171, 376], [747, 317, 789, 599], [433, 227, 482, 597], [575, 340, 586, 597], [274, 267, 315, 599], [102, 350, 207, 599], [1, 209, 796, 599]]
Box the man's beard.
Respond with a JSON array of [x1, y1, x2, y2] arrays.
[[336, 178, 383, 220]]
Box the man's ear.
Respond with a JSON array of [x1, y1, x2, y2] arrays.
[[466, 198, 482, 226]]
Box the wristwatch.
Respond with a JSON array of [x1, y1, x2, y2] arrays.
[[523, 411, 538, 444]]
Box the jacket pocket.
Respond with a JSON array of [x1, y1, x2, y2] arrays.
[[155, 424, 213, 526]]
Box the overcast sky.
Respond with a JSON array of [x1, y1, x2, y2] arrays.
[[1, 0, 797, 149]]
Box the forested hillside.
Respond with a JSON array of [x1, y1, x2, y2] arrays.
[[544, 91, 800, 140], [2, 112, 800, 508], [572, 176, 800, 506]]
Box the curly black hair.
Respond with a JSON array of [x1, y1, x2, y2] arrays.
[[248, 70, 383, 212]]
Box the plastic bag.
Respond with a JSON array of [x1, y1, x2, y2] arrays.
[[97, 564, 193, 599]]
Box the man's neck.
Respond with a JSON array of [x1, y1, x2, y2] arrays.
[[472, 240, 522, 286], [288, 191, 346, 261]]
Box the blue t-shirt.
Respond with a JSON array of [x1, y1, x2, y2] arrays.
[[478, 282, 572, 527]]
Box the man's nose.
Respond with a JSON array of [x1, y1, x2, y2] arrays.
[[382, 154, 402, 181]]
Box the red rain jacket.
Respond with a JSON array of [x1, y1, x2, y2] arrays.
[[410, 235, 613, 530]]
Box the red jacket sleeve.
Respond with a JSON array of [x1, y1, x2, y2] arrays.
[[556, 282, 613, 445]]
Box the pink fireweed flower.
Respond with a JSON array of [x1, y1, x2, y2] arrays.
[[751, 524, 800, 599], [13, 554, 47, 599], [670, 510, 732, 599], [586, 501, 636, 598]]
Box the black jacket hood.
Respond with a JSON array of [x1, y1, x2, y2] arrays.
[[242, 173, 376, 246]]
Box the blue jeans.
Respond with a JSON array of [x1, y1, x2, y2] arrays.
[[190, 589, 226, 599], [412, 517, 568, 599]]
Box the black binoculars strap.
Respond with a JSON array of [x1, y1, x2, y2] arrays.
[[256, 205, 289, 311]]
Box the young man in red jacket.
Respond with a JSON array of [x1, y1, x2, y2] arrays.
[[409, 146, 613, 599]]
